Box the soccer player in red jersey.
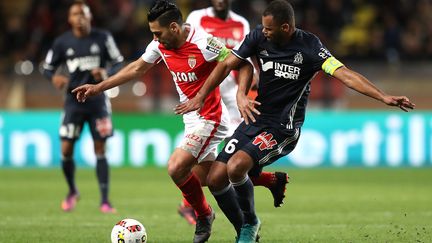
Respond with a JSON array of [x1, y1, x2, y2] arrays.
[[72, 1, 251, 242], [177, 0, 289, 226]]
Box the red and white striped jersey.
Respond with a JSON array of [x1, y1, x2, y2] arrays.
[[186, 7, 250, 49], [141, 25, 227, 122]]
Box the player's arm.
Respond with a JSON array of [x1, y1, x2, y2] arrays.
[[327, 58, 415, 111], [72, 58, 154, 102], [235, 57, 261, 125], [43, 40, 69, 90]]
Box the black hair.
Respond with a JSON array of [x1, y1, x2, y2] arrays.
[[148, 0, 183, 26], [263, 0, 295, 26]]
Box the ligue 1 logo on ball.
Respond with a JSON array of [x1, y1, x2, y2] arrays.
[[188, 55, 196, 68]]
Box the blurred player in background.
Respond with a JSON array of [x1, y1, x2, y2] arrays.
[[72, 1, 252, 242], [175, 0, 415, 242], [178, 0, 289, 226], [42, 0, 123, 213]]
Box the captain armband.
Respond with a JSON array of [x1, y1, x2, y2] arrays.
[[322, 56, 344, 75], [216, 46, 230, 62]]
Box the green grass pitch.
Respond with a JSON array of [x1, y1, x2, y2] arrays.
[[0, 167, 431, 243]]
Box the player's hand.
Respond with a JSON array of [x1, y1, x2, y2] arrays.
[[91, 68, 108, 82], [383, 95, 415, 112], [174, 96, 204, 115], [71, 84, 100, 103], [237, 93, 261, 125], [52, 75, 69, 90]]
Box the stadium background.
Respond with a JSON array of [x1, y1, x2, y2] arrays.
[[0, 1, 431, 243], [0, 0, 430, 168]]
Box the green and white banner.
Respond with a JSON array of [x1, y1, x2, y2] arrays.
[[0, 111, 431, 168]]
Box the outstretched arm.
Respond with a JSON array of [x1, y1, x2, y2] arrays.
[[174, 53, 253, 114], [72, 58, 154, 102], [332, 66, 415, 111]]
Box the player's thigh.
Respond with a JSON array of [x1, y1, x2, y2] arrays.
[[244, 127, 301, 177], [59, 107, 85, 140], [179, 116, 228, 163], [88, 110, 113, 141], [207, 161, 230, 191]]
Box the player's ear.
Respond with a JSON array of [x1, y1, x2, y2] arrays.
[[281, 23, 290, 33], [169, 22, 176, 32]]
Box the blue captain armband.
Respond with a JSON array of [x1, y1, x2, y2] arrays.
[[322, 56, 344, 75]]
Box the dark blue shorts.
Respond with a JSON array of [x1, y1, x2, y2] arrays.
[[60, 104, 113, 141], [216, 122, 300, 176]]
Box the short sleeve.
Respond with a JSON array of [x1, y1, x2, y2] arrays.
[[141, 40, 162, 64], [105, 32, 124, 63], [232, 27, 260, 60], [309, 35, 344, 74], [43, 38, 64, 71], [201, 36, 229, 62]]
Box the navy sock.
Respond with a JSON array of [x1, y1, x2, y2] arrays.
[[62, 158, 77, 195], [232, 175, 257, 225], [96, 156, 109, 204], [212, 184, 244, 235]]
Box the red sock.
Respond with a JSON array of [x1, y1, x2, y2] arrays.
[[182, 197, 192, 208], [177, 173, 211, 218], [250, 171, 275, 188]]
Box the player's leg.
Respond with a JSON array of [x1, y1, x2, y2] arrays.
[[59, 108, 83, 212], [250, 171, 289, 207], [178, 162, 211, 225], [89, 112, 115, 213], [93, 139, 116, 213], [167, 149, 214, 243], [207, 161, 244, 236], [60, 139, 80, 211]]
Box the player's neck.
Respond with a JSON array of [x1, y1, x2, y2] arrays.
[[175, 24, 190, 49], [213, 8, 229, 20], [72, 26, 91, 38]]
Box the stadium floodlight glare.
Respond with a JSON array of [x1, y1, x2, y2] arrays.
[[132, 81, 147, 96]]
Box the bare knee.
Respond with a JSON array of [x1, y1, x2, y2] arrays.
[[227, 152, 253, 182], [167, 158, 191, 184], [207, 162, 229, 191]]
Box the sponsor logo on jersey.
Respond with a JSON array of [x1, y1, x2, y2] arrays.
[[252, 132, 278, 151], [293, 52, 303, 64], [260, 59, 301, 80], [206, 37, 224, 54], [188, 55, 196, 68], [66, 56, 101, 73], [170, 71, 198, 82]]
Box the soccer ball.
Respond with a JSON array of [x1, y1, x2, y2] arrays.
[[111, 218, 147, 243]]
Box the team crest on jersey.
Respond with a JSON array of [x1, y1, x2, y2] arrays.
[[188, 55, 197, 68], [252, 132, 278, 151], [66, 48, 75, 56], [90, 43, 100, 54], [293, 52, 303, 64]]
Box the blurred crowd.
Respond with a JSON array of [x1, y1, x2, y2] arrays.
[[1, 0, 432, 73], [0, 0, 431, 111]]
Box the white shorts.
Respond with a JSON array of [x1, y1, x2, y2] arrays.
[[220, 74, 242, 137], [179, 107, 230, 163]]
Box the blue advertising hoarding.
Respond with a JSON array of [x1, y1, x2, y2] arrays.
[[0, 111, 430, 168]]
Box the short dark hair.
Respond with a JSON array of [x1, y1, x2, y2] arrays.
[[263, 0, 295, 26], [148, 0, 183, 26]]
